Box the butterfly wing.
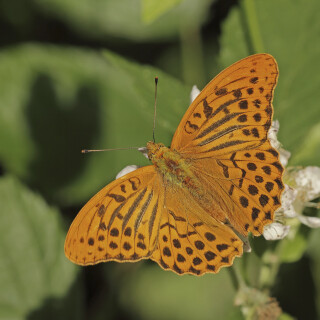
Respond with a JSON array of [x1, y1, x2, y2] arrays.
[[150, 182, 243, 275], [171, 53, 278, 157], [65, 166, 164, 265], [190, 141, 284, 236], [170, 54, 283, 237]]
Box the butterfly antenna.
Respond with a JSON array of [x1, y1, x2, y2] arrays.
[[152, 77, 158, 143], [82, 147, 141, 153], [83, 78, 158, 153]]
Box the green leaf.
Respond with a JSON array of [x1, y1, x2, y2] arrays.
[[0, 44, 190, 205], [142, 0, 182, 23], [277, 226, 308, 263], [290, 122, 320, 166], [307, 228, 320, 316], [0, 176, 80, 320], [219, 0, 320, 166], [32, 0, 213, 41]]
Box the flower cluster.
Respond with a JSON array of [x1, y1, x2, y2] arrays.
[[263, 121, 320, 240]]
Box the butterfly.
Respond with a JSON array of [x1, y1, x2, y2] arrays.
[[64, 54, 284, 275]]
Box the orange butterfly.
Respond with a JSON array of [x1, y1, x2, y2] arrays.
[[65, 54, 284, 275]]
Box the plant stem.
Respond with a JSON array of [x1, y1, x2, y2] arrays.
[[242, 0, 265, 53], [228, 261, 246, 291], [258, 250, 281, 289], [240, 252, 250, 286]]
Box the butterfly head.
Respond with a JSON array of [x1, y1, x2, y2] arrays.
[[146, 141, 166, 162]]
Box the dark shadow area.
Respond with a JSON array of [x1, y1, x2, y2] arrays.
[[27, 273, 86, 320], [207, 0, 239, 35], [83, 263, 141, 320], [273, 255, 318, 320], [25, 73, 101, 202], [0, 162, 4, 177], [26, 263, 142, 320]]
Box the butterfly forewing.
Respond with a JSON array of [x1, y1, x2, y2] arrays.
[[171, 54, 278, 157], [64, 166, 163, 265]]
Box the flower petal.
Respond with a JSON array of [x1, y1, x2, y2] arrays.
[[298, 215, 320, 228], [279, 185, 298, 218], [116, 165, 139, 179], [294, 166, 320, 202], [263, 223, 290, 240], [267, 120, 291, 166], [268, 120, 280, 150], [190, 85, 200, 103], [279, 148, 291, 167]]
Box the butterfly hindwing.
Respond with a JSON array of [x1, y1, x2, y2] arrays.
[[191, 140, 284, 236], [64, 166, 163, 265], [150, 184, 243, 275]]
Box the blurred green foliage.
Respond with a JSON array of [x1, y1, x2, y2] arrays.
[[0, 0, 319, 319]]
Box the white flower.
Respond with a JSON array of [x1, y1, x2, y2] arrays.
[[279, 149, 291, 168], [277, 185, 297, 219], [235, 287, 282, 320], [264, 167, 320, 240], [263, 120, 320, 239], [268, 119, 281, 150], [263, 186, 296, 240], [116, 165, 139, 179], [298, 216, 320, 228], [263, 121, 293, 240], [190, 85, 200, 103], [263, 223, 290, 240], [289, 166, 320, 228], [294, 166, 320, 202], [268, 120, 291, 167]]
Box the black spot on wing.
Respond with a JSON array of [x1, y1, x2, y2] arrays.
[[215, 88, 228, 96]]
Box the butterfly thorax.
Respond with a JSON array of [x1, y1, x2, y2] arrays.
[[147, 141, 199, 191]]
